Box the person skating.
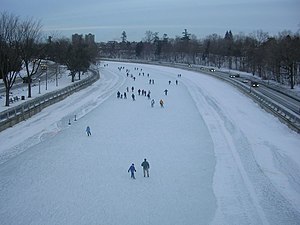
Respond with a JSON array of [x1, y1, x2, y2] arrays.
[[86, 126, 91, 136], [160, 99, 164, 107], [128, 163, 136, 179], [141, 159, 150, 177], [151, 99, 155, 107]]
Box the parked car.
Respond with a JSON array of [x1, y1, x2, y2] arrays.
[[209, 68, 215, 72], [251, 81, 259, 87], [22, 77, 32, 83]]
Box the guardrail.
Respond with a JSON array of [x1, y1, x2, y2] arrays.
[[216, 72, 300, 133], [170, 63, 300, 133], [0, 68, 100, 132], [103, 58, 300, 133]]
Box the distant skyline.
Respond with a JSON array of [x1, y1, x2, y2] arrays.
[[2, 0, 300, 42]]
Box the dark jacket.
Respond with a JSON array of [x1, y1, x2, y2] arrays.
[[141, 161, 150, 169]]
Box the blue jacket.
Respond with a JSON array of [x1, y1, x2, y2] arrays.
[[128, 165, 136, 173]]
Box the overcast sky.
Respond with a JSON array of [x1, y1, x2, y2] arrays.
[[2, 0, 300, 42]]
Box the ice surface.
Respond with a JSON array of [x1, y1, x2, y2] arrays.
[[0, 61, 299, 225]]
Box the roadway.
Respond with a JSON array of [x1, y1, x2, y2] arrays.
[[209, 69, 300, 116]]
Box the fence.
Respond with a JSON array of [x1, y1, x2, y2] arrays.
[[0, 69, 100, 132]]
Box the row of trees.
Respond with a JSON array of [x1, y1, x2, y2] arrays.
[[99, 29, 300, 89], [0, 12, 98, 106]]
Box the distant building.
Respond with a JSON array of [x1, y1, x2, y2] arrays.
[[72, 33, 84, 45], [72, 33, 95, 45], [85, 33, 95, 45]]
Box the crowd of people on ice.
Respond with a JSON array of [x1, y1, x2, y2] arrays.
[[115, 65, 180, 109], [87, 63, 182, 179]]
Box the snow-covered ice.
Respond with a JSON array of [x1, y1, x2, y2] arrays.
[[0, 61, 299, 225]]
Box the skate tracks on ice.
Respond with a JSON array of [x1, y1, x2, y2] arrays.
[[0, 61, 300, 225]]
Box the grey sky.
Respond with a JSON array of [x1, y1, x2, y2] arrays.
[[2, 0, 300, 42]]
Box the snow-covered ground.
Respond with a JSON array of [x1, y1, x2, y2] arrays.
[[0, 61, 299, 225], [0, 65, 91, 111]]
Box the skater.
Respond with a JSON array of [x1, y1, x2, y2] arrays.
[[117, 91, 121, 98], [151, 99, 155, 107], [128, 163, 136, 179], [164, 89, 168, 95], [124, 92, 127, 99], [86, 126, 91, 136], [160, 99, 164, 108], [176, 80, 178, 85], [141, 159, 150, 177], [131, 93, 135, 101], [168, 80, 171, 85]]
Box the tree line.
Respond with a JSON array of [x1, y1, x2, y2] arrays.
[[0, 12, 98, 107], [99, 29, 300, 89]]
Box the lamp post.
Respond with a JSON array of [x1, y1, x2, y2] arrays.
[[38, 79, 41, 94], [56, 64, 58, 87], [45, 68, 48, 90]]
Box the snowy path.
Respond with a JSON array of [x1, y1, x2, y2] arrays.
[[0, 62, 300, 225]]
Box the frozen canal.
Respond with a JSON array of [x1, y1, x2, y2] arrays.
[[0, 61, 299, 225]]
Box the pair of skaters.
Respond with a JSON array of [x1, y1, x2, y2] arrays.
[[151, 99, 164, 107], [128, 159, 150, 179]]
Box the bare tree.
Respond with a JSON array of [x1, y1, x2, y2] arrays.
[[18, 17, 43, 98], [0, 12, 22, 106]]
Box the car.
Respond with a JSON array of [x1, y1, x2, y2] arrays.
[[229, 73, 240, 78], [251, 81, 259, 87], [22, 77, 32, 83], [209, 68, 215, 72], [242, 79, 248, 83], [41, 64, 47, 70]]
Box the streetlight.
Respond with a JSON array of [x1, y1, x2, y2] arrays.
[[45, 67, 48, 90], [38, 79, 41, 94], [56, 64, 58, 87]]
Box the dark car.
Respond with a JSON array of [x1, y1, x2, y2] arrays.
[[251, 81, 259, 87], [229, 73, 240, 78], [22, 77, 32, 83], [209, 68, 215, 72]]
